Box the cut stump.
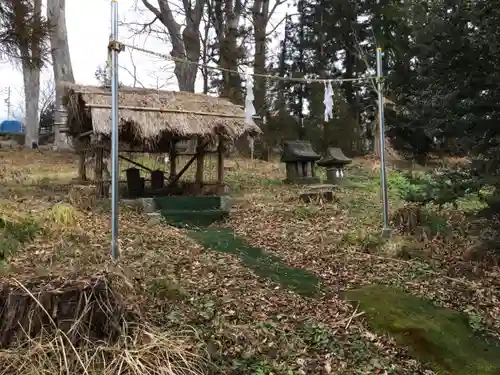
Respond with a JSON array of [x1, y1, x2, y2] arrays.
[[0, 274, 125, 348]]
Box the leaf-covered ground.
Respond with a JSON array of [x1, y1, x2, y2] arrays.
[[0, 150, 499, 374]]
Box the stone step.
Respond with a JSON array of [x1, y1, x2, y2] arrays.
[[159, 209, 228, 228], [154, 196, 230, 211]]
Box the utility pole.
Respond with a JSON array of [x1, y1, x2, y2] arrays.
[[4, 87, 11, 119]]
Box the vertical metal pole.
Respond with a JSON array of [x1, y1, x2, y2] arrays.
[[110, 0, 120, 259], [376, 47, 391, 237]]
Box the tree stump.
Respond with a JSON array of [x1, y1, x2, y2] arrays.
[[0, 274, 125, 348]]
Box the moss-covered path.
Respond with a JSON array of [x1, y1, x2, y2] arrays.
[[347, 284, 500, 375], [187, 227, 320, 297]]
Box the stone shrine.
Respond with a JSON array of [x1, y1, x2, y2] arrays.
[[317, 147, 352, 184], [281, 140, 321, 184]]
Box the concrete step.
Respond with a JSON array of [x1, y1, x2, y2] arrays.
[[159, 209, 229, 228]]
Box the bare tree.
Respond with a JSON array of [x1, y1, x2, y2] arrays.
[[124, 48, 145, 88], [12, 74, 55, 121], [47, 0, 74, 149], [148, 67, 175, 89], [251, 0, 286, 115], [207, 0, 246, 103], [38, 76, 55, 116], [141, 0, 205, 92], [199, 8, 213, 94]]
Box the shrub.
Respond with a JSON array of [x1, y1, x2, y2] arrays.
[[47, 203, 79, 227], [393, 168, 484, 208]]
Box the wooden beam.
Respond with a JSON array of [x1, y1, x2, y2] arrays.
[[77, 130, 93, 138], [118, 154, 154, 173], [195, 136, 205, 185], [169, 140, 177, 179], [95, 139, 105, 197], [86, 103, 245, 118], [167, 139, 210, 188]]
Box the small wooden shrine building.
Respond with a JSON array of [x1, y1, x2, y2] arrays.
[[61, 82, 261, 196]]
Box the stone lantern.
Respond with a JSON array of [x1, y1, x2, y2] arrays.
[[317, 147, 352, 184], [54, 105, 69, 133], [281, 140, 321, 184]]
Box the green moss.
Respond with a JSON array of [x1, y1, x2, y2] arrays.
[[188, 228, 320, 297], [346, 285, 500, 375]]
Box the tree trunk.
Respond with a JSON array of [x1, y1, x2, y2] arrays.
[[252, 0, 270, 116], [216, 0, 242, 103], [141, 0, 203, 152], [22, 62, 40, 147], [142, 0, 203, 93], [47, 0, 74, 150], [221, 0, 242, 103], [177, 22, 200, 92], [21, 0, 42, 148]]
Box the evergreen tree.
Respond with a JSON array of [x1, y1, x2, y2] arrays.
[[0, 0, 50, 67]]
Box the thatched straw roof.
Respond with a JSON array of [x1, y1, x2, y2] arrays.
[[62, 82, 261, 140]]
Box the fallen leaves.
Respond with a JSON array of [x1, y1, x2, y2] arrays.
[[0, 150, 498, 374]]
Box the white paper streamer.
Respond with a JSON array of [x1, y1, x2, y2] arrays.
[[323, 81, 334, 121], [244, 73, 256, 124]]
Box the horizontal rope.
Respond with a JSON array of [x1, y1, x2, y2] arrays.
[[115, 41, 376, 84]]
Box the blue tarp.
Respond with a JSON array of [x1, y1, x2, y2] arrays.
[[0, 120, 24, 133]]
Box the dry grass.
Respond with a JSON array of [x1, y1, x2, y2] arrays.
[[0, 325, 207, 375], [47, 203, 79, 227]]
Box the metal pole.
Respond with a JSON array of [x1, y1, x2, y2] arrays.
[[110, 0, 120, 259], [376, 47, 391, 237]]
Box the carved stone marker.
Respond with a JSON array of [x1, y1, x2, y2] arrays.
[[317, 147, 352, 184], [299, 184, 336, 203], [281, 140, 321, 184]]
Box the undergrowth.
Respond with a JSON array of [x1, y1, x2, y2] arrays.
[[0, 214, 42, 261]]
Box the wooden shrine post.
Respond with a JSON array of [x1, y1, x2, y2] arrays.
[[217, 135, 224, 184], [195, 136, 205, 186], [169, 139, 177, 180], [94, 136, 106, 197]]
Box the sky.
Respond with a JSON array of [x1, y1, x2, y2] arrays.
[[0, 0, 289, 120]]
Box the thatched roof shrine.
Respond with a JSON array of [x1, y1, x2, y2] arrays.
[[61, 82, 261, 143]]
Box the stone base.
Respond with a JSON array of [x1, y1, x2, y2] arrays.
[[324, 178, 344, 185], [153, 196, 230, 211], [283, 177, 321, 185], [299, 190, 334, 203], [299, 184, 336, 203], [121, 197, 156, 213], [325, 167, 346, 185], [123, 196, 231, 212], [122, 195, 231, 228]]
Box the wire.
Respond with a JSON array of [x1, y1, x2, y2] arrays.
[[118, 41, 376, 84]]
